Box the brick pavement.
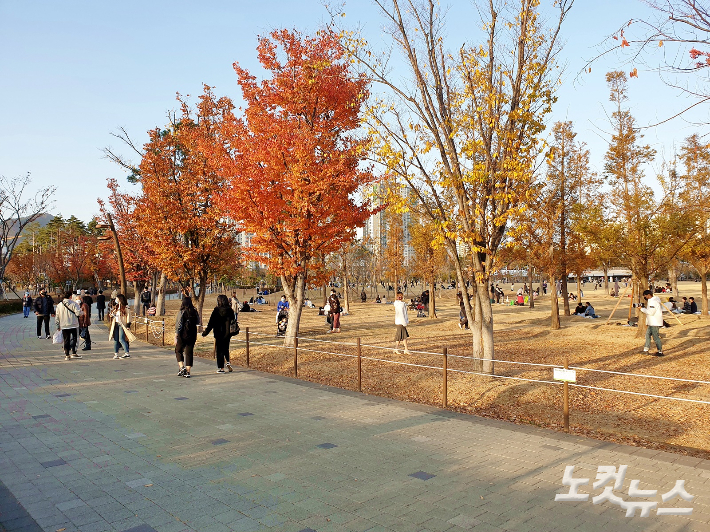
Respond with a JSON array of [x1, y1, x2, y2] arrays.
[[1, 312, 709, 532]]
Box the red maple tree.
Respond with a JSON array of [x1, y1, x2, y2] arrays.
[[221, 29, 378, 344]]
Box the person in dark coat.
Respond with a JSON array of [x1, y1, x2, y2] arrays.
[[96, 290, 106, 321], [202, 294, 236, 373], [33, 289, 55, 338], [175, 297, 198, 377], [22, 292, 33, 318], [327, 289, 341, 333]]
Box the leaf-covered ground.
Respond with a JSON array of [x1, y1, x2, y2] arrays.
[[162, 282, 710, 459]]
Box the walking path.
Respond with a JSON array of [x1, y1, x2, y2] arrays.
[[0, 312, 708, 532]]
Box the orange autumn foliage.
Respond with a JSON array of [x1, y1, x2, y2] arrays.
[[220, 29, 378, 343], [136, 87, 236, 321]]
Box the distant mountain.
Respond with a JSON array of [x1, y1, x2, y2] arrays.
[[6, 212, 57, 243]]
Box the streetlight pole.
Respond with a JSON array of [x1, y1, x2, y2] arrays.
[[97, 213, 127, 296]]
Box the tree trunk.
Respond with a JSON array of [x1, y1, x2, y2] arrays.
[[477, 281, 494, 375], [343, 256, 350, 314], [603, 265, 609, 294], [701, 266, 708, 316], [429, 278, 437, 318], [282, 272, 306, 347], [528, 266, 534, 309], [550, 273, 560, 329], [132, 280, 142, 317], [561, 275, 570, 316], [635, 276, 649, 338], [471, 286, 483, 372], [196, 274, 207, 327], [669, 264, 679, 297], [150, 271, 157, 305], [155, 271, 167, 317]]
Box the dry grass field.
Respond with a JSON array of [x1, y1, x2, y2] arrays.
[[146, 281, 710, 458]]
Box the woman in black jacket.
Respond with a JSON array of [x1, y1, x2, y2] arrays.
[[175, 297, 198, 378], [202, 294, 236, 373]]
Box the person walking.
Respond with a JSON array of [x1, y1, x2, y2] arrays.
[[230, 292, 240, 315], [109, 294, 132, 359], [327, 289, 341, 333], [55, 291, 83, 360], [22, 292, 33, 318], [175, 296, 198, 377], [393, 291, 411, 354], [639, 289, 664, 356], [96, 290, 106, 321], [33, 288, 55, 339], [140, 287, 152, 316], [78, 295, 92, 351], [202, 294, 236, 374]]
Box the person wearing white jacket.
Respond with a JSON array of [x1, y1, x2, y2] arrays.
[[393, 291, 411, 355], [639, 289, 664, 356], [55, 291, 84, 360]]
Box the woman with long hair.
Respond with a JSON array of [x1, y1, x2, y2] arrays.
[[78, 295, 92, 350], [109, 293, 131, 359], [175, 296, 199, 378], [202, 294, 236, 373]]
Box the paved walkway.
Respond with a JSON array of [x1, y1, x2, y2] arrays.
[[0, 312, 709, 532]]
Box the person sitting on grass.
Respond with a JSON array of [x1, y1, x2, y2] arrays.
[[687, 297, 699, 314], [584, 302, 599, 319], [677, 297, 689, 314], [574, 302, 586, 315]]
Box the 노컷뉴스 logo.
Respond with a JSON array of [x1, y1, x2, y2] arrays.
[[555, 465, 694, 517]]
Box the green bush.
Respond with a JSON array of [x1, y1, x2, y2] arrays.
[[0, 300, 24, 316]]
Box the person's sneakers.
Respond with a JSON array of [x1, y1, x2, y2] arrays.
[[643, 347, 649, 352], [64, 356, 70, 361], [70, 354, 82, 359], [654, 352, 665, 357], [177, 367, 186, 377], [226, 363, 233, 372], [394, 349, 402, 355], [38, 336, 42, 339], [183, 372, 191, 378], [46, 335, 52, 339], [113, 354, 120, 359], [216, 369, 225, 373], [121, 353, 130, 358], [404, 350, 412, 355]]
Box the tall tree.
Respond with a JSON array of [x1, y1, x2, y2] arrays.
[[605, 71, 697, 331], [340, 0, 574, 372], [409, 218, 446, 318], [678, 134, 710, 315], [0, 174, 54, 298], [221, 29, 377, 346], [134, 88, 236, 323]]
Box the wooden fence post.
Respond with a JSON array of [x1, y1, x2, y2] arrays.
[[246, 327, 250, 367], [563, 355, 570, 433], [443, 347, 448, 408], [357, 337, 362, 392]]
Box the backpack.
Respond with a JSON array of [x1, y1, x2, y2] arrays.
[[180, 310, 197, 342], [228, 318, 239, 337]]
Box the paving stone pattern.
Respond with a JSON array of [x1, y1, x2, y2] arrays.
[[1, 312, 709, 531]]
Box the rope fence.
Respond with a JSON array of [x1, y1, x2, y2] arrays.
[[232, 328, 710, 430], [131, 317, 165, 346]]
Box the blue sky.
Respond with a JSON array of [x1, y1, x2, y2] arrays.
[[1, 0, 705, 222]]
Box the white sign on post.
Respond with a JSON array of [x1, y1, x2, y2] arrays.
[[554, 368, 576, 383]]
